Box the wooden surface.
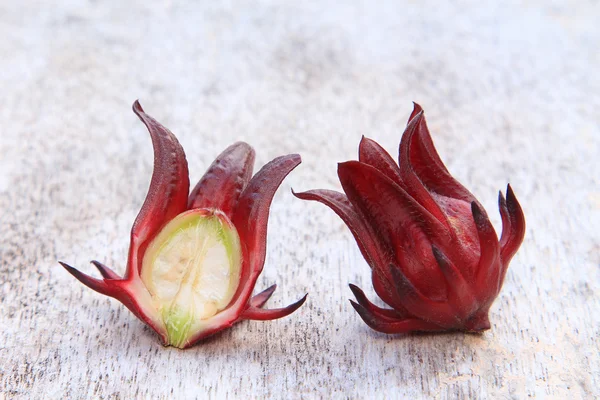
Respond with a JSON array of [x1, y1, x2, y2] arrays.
[[1, 1, 599, 399]]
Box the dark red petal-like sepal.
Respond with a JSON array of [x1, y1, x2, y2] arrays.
[[241, 294, 308, 321], [358, 136, 403, 186], [59, 261, 116, 296], [292, 189, 386, 272], [232, 154, 301, 305], [471, 202, 501, 297], [90, 260, 121, 280], [349, 299, 443, 334], [431, 246, 479, 320], [349, 283, 406, 320], [499, 185, 526, 267], [188, 142, 255, 216], [248, 284, 277, 308], [129, 101, 190, 278]]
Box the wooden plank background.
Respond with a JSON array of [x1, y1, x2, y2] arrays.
[[1, 1, 598, 398]]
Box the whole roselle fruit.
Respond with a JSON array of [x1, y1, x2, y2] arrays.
[[295, 103, 525, 334], [60, 101, 306, 348]]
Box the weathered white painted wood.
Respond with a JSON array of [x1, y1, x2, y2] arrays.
[[1, 1, 599, 398]]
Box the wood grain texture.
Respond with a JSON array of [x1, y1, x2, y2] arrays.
[[1, 1, 599, 398]]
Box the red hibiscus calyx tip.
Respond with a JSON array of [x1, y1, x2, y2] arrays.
[[298, 102, 526, 335], [60, 101, 306, 349]]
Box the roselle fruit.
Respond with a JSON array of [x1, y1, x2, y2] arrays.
[[60, 101, 306, 348], [295, 103, 525, 334]]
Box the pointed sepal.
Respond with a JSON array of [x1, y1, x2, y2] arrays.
[[128, 101, 190, 278], [188, 142, 256, 216], [241, 294, 307, 321]]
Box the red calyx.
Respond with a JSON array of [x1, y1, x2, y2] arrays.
[[60, 101, 306, 348], [294, 103, 525, 334]]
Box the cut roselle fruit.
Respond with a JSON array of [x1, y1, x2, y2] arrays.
[[60, 101, 306, 348], [294, 103, 525, 334]]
